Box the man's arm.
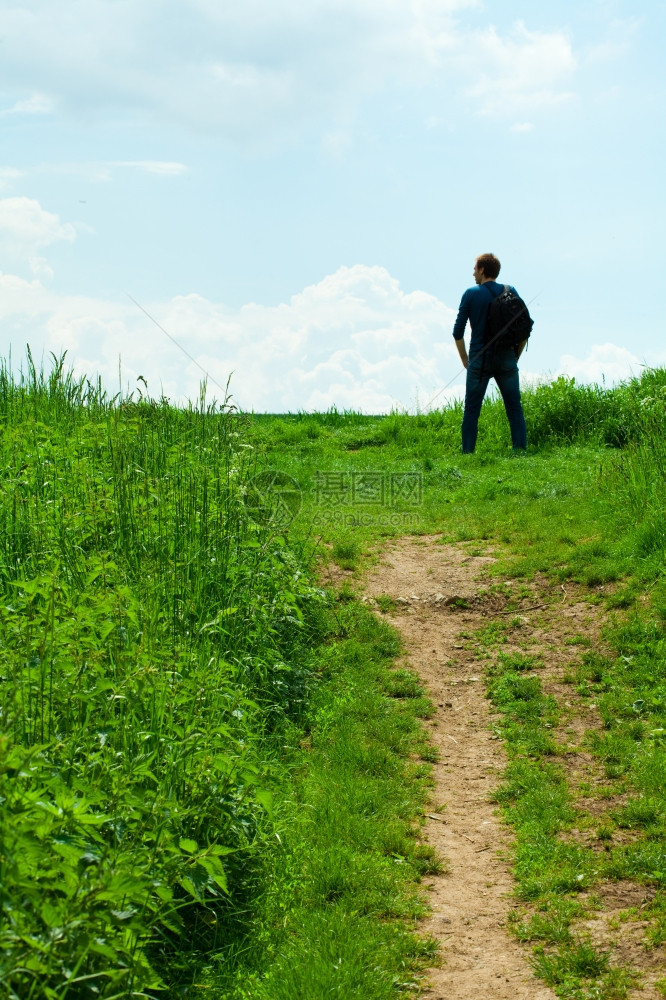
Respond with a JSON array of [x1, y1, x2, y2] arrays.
[[455, 337, 468, 370], [514, 339, 527, 360], [452, 291, 470, 369]]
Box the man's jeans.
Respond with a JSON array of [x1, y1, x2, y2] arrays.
[[461, 348, 527, 453]]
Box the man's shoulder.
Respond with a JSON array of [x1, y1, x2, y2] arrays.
[[461, 284, 489, 299], [464, 281, 516, 294]]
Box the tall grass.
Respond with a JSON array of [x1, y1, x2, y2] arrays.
[[248, 367, 666, 454], [605, 389, 666, 557], [2, 353, 665, 998], [0, 356, 326, 997]]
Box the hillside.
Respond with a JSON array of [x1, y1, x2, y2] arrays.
[[1, 359, 665, 999]]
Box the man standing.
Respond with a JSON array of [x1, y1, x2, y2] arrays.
[[452, 253, 528, 454]]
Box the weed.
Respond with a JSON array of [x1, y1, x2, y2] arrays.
[[596, 821, 615, 841], [383, 668, 424, 699], [531, 936, 610, 982], [532, 938, 637, 997], [475, 621, 510, 647], [566, 634, 592, 647], [333, 538, 361, 570], [418, 743, 441, 763], [614, 796, 665, 831], [497, 651, 545, 672], [510, 897, 583, 944], [375, 593, 397, 613]]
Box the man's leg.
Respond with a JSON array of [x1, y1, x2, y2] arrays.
[[494, 350, 527, 450], [461, 357, 491, 453]]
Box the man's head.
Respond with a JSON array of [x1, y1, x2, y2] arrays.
[[474, 253, 501, 283]]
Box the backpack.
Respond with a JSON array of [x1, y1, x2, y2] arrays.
[[484, 284, 533, 350]]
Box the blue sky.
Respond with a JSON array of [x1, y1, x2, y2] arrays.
[[1, 0, 664, 412]]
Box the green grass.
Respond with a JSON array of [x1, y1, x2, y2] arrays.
[[0, 361, 334, 996], [0, 356, 446, 999], [332, 536, 363, 570], [531, 940, 638, 999], [2, 356, 666, 998], [244, 368, 666, 602], [197, 603, 440, 998]]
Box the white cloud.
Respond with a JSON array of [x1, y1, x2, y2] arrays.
[[5, 256, 661, 414], [1, 91, 55, 116], [0, 1, 459, 137], [29, 256, 54, 282], [0, 197, 76, 264], [0, 1, 581, 141], [158, 265, 458, 410], [0, 262, 459, 413], [556, 343, 646, 385], [463, 22, 576, 116], [0, 168, 23, 189]]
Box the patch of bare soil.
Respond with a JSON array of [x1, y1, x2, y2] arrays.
[[356, 535, 664, 1000], [360, 536, 556, 999], [578, 882, 666, 998]]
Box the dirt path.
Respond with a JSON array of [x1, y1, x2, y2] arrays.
[[359, 535, 558, 999], [357, 534, 666, 999]]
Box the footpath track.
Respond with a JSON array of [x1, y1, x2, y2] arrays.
[[358, 535, 664, 1000]]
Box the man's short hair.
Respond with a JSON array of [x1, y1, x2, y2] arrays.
[[476, 253, 501, 279]]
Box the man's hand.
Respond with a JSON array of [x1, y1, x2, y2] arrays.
[[455, 337, 468, 370], [514, 339, 527, 360]]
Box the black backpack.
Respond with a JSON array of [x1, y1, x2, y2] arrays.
[[484, 284, 533, 350]]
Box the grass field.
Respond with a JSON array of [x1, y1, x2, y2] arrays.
[[0, 356, 665, 998]]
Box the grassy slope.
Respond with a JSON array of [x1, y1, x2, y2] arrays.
[[206, 603, 440, 999], [239, 371, 666, 999], [0, 364, 439, 1000], [1, 362, 665, 999]]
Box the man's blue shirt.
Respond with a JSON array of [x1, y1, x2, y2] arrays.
[[452, 281, 518, 356]]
